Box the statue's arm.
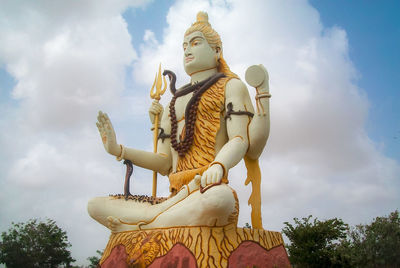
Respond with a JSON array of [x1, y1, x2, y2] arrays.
[[123, 104, 172, 176], [200, 79, 253, 187], [246, 65, 270, 159], [96, 107, 172, 176]]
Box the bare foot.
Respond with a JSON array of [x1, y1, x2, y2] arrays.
[[107, 216, 121, 233], [107, 216, 146, 233]]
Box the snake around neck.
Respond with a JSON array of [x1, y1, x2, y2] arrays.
[[163, 71, 226, 157]]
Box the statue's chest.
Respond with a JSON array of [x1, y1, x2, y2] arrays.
[[172, 88, 225, 123], [173, 93, 193, 122]]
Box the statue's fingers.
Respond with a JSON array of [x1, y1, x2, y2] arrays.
[[105, 121, 110, 129], [155, 102, 163, 109], [104, 112, 110, 121], [98, 112, 107, 125], [211, 172, 218, 184], [150, 102, 162, 112], [97, 111, 103, 123], [104, 113, 111, 123], [208, 172, 213, 184], [149, 106, 156, 114], [101, 113, 108, 125], [207, 176, 212, 185], [194, 175, 201, 185], [209, 172, 216, 184], [201, 173, 207, 187], [99, 110, 106, 119], [97, 122, 105, 134], [105, 113, 116, 130], [96, 122, 102, 132], [105, 122, 113, 131], [107, 216, 119, 230]]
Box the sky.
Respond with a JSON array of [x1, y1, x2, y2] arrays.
[[0, 0, 399, 266]]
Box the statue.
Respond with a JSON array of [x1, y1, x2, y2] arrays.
[[88, 12, 290, 268]]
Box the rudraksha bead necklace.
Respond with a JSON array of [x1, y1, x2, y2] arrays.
[[169, 73, 225, 157]]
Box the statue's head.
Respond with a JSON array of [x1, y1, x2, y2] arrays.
[[183, 11, 237, 78]]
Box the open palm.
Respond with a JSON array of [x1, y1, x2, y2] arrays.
[[96, 111, 120, 156]]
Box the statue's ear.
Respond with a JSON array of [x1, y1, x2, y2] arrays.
[[215, 46, 221, 57]]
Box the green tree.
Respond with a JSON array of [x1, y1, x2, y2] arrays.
[[0, 218, 75, 268], [282, 215, 349, 267], [346, 210, 400, 267], [87, 250, 103, 268]]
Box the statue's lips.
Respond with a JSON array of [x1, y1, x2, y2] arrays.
[[185, 56, 194, 63]]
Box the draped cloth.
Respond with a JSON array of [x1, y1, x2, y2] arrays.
[[169, 76, 232, 194]]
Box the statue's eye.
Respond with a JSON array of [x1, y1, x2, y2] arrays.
[[192, 40, 200, 46]]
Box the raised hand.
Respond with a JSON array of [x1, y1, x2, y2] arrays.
[[148, 100, 164, 126], [96, 111, 121, 156]]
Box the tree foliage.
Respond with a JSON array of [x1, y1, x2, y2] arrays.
[[87, 250, 103, 268], [283, 211, 400, 267], [345, 210, 400, 267], [282, 215, 348, 267], [0, 218, 75, 268]]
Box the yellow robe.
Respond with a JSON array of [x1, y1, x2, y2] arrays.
[[169, 76, 231, 193]]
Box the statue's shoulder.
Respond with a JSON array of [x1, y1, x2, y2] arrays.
[[225, 77, 249, 99]]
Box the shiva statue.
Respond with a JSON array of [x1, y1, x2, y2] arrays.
[[88, 11, 270, 233]]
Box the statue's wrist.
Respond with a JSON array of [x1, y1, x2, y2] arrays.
[[255, 92, 271, 100], [116, 144, 125, 161]]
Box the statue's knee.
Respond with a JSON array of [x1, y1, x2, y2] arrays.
[[87, 197, 106, 219], [199, 185, 236, 214], [87, 197, 97, 218]]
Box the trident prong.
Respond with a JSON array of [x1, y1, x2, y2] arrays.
[[150, 63, 167, 101]]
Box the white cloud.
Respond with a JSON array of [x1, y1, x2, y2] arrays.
[[0, 0, 152, 264], [0, 0, 142, 131]]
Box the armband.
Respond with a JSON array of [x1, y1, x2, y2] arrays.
[[255, 92, 271, 99], [225, 102, 254, 120], [149, 127, 171, 143], [158, 128, 171, 142]]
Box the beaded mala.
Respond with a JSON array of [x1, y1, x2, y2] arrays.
[[167, 72, 225, 157]]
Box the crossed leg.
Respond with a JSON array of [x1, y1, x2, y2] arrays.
[[87, 176, 238, 233]]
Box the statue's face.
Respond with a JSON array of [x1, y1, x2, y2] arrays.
[[183, 31, 218, 75]]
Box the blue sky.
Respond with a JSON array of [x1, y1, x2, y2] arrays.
[[310, 0, 400, 160], [0, 0, 399, 265]]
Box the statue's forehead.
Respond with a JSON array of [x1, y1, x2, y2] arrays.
[[183, 31, 205, 43]]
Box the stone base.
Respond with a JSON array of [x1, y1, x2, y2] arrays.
[[99, 224, 290, 268]]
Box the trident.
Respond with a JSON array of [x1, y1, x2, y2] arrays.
[[150, 63, 167, 198]]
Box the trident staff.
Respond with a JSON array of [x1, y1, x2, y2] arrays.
[[149, 64, 167, 198]]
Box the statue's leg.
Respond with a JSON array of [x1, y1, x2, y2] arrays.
[[87, 184, 194, 232], [141, 183, 238, 229], [87, 196, 151, 229]]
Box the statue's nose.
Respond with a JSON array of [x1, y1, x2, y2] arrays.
[[184, 46, 192, 56]]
